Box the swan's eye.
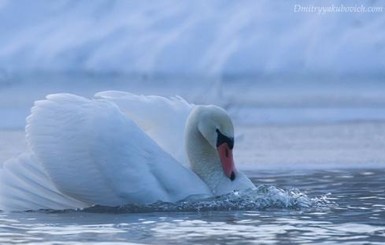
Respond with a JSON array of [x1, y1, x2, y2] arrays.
[[216, 129, 234, 149]]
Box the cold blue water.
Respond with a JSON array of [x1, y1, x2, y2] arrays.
[[0, 169, 384, 244]]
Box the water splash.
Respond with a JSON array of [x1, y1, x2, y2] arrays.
[[81, 185, 335, 213]]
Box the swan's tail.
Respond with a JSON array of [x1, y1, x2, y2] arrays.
[[0, 153, 87, 212]]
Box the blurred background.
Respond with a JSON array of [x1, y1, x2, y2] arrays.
[[0, 0, 384, 167]]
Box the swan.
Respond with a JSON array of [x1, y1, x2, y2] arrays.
[[0, 91, 255, 211]]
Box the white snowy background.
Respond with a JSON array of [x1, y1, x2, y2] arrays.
[[0, 0, 384, 76]]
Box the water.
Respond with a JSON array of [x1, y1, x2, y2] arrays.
[[0, 169, 384, 244]]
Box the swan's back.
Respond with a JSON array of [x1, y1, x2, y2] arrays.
[[0, 93, 210, 211], [95, 91, 193, 166]]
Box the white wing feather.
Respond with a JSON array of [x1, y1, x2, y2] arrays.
[[95, 91, 194, 166], [0, 153, 88, 211], [25, 93, 209, 207]]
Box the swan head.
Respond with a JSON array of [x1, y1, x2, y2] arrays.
[[186, 105, 236, 181]]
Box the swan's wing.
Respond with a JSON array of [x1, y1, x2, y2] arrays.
[[26, 93, 209, 207], [95, 91, 194, 166], [0, 153, 88, 211]]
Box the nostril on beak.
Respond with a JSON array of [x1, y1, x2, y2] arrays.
[[230, 171, 236, 181]]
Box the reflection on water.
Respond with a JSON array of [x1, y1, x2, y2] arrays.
[[1, 169, 385, 244]]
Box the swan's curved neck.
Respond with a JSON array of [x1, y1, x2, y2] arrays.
[[185, 114, 223, 193]]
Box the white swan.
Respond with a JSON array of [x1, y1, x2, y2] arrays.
[[0, 91, 255, 211]]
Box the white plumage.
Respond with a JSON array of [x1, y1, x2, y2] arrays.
[[0, 91, 254, 211]]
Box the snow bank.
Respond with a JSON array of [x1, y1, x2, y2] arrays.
[[0, 0, 384, 76]]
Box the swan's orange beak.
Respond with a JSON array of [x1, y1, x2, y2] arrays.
[[217, 143, 236, 181]]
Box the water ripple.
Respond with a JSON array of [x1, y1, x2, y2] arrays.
[[82, 185, 334, 213]]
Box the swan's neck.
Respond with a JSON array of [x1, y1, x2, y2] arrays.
[[185, 124, 224, 194]]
